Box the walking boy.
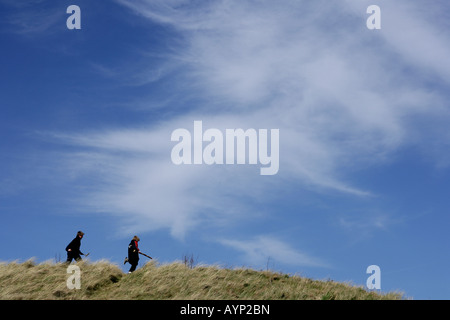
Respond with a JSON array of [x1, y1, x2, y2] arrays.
[[65, 231, 85, 263]]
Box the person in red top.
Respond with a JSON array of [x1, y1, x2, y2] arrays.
[[124, 236, 140, 273]]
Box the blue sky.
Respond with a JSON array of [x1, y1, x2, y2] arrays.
[[1, 0, 449, 299]]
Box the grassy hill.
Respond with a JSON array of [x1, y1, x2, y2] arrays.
[[0, 259, 405, 300]]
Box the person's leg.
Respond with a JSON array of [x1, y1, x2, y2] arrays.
[[129, 262, 137, 272], [66, 252, 73, 264]]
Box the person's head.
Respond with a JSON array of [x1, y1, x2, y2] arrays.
[[132, 235, 140, 242], [77, 231, 85, 239]]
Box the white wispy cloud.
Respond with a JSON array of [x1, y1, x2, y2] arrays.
[[345, 0, 450, 84], [219, 236, 327, 268], [48, 0, 450, 267], [1, 0, 63, 35]]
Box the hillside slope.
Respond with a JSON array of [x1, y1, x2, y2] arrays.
[[0, 260, 405, 300]]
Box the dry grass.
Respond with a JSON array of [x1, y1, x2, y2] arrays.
[[0, 259, 405, 300]]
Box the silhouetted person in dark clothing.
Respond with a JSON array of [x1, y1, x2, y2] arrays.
[[124, 235, 140, 273], [65, 231, 85, 263]]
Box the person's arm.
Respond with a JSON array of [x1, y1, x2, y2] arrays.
[[66, 239, 75, 252], [76, 237, 83, 255], [135, 241, 140, 252]]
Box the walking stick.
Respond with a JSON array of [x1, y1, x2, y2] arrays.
[[139, 252, 152, 259]]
